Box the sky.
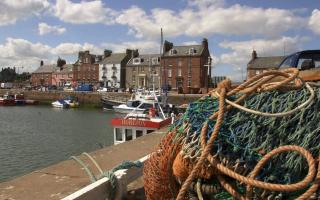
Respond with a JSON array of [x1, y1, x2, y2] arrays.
[[0, 0, 320, 81]]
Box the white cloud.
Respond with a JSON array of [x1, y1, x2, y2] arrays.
[[309, 9, 320, 35], [0, 0, 49, 26], [115, 2, 305, 39], [212, 36, 306, 81], [0, 38, 159, 72], [103, 41, 160, 54], [38, 22, 66, 35], [54, 0, 116, 24]]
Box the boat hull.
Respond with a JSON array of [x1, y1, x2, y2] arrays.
[[0, 99, 15, 106], [15, 100, 26, 105], [113, 106, 145, 114], [101, 99, 123, 109]]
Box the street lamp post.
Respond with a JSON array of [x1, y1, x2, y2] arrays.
[[204, 56, 212, 92]]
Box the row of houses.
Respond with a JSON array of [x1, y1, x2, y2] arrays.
[[31, 38, 211, 93]]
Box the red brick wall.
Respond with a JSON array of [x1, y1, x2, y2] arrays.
[[31, 73, 52, 86], [161, 56, 208, 93], [73, 63, 99, 84]]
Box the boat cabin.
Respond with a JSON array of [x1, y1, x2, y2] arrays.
[[111, 115, 171, 145]]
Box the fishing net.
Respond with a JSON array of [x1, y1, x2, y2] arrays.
[[143, 68, 320, 200]]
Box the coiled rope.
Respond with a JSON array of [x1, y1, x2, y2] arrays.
[[176, 68, 320, 200]]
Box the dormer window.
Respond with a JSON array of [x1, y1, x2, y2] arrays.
[[151, 57, 159, 65], [189, 48, 196, 55], [170, 49, 177, 55], [133, 58, 141, 65]]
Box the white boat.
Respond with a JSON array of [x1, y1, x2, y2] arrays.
[[111, 90, 171, 145], [52, 100, 70, 108], [112, 100, 145, 114]]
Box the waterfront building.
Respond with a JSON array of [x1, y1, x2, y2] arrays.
[[247, 50, 285, 79], [52, 64, 74, 87], [73, 51, 102, 86], [126, 54, 161, 89], [161, 38, 211, 94], [99, 49, 136, 89], [31, 61, 55, 86]]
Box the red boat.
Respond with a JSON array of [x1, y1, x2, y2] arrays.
[[0, 94, 16, 106], [111, 97, 172, 145]]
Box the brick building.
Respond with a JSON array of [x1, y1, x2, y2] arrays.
[[126, 54, 161, 89], [73, 51, 101, 86], [52, 64, 74, 87], [161, 38, 211, 94], [99, 49, 135, 89], [31, 61, 55, 86], [247, 50, 285, 79]]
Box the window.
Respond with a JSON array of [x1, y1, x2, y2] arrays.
[[168, 79, 172, 86], [78, 66, 80, 71], [189, 48, 196, 55], [178, 68, 182, 76], [125, 129, 133, 140], [188, 80, 191, 87], [152, 57, 159, 65], [297, 54, 314, 70], [168, 69, 172, 77], [115, 128, 122, 141], [132, 76, 135, 82], [178, 59, 182, 67], [147, 130, 153, 134], [133, 58, 140, 64], [141, 66, 144, 72], [85, 57, 89, 63], [313, 54, 320, 68], [136, 130, 143, 137], [133, 67, 136, 72], [279, 55, 295, 68], [170, 49, 177, 55]]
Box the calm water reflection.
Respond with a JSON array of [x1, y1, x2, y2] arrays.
[[0, 106, 115, 182]]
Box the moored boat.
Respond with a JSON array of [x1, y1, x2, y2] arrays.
[[0, 94, 15, 106], [52, 100, 70, 108], [112, 100, 145, 114], [111, 93, 171, 144], [14, 94, 26, 105]]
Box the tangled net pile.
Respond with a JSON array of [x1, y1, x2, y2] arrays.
[[143, 68, 320, 200]]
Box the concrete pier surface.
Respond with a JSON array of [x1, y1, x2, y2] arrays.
[[0, 128, 168, 200]]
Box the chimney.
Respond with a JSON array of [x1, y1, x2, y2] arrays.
[[202, 38, 208, 49], [163, 40, 173, 54], [252, 50, 257, 60], [103, 49, 112, 58], [133, 49, 139, 58], [40, 60, 44, 66]]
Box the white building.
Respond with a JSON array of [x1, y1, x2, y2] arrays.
[[99, 50, 134, 89]]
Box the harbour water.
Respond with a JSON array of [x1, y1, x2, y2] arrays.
[[0, 106, 116, 182]]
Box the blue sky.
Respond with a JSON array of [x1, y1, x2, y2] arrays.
[[0, 0, 320, 81]]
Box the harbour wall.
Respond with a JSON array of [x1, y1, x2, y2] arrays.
[[0, 89, 203, 106], [0, 128, 168, 200]]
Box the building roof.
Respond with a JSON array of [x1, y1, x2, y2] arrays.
[[163, 45, 203, 57], [33, 64, 57, 73], [127, 54, 160, 67], [54, 64, 73, 73], [247, 56, 286, 69], [100, 53, 127, 64]]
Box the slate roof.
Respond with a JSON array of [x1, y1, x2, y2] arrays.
[[33, 64, 57, 73], [247, 56, 286, 69], [54, 64, 74, 73], [127, 54, 160, 67], [163, 45, 204, 57], [100, 53, 127, 64]]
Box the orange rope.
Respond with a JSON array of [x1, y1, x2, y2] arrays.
[[175, 68, 319, 199]]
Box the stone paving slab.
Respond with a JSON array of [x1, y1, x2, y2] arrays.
[[0, 128, 168, 200]]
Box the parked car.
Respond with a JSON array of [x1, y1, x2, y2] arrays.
[[279, 50, 320, 81], [75, 84, 93, 92], [97, 87, 108, 93]]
